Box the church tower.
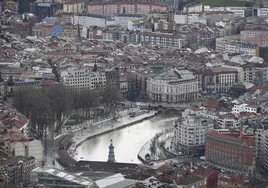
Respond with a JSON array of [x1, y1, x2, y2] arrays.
[[107, 139, 115, 163]]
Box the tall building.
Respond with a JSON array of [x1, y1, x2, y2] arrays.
[[174, 110, 213, 155], [147, 68, 198, 103], [205, 131, 255, 174]]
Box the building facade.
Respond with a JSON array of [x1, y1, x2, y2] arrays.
[[87, 1, 167, 16], [61, 68, 106, 91], [202, 67, 238, 94], [63, 1, 85, 14], [205, 131, 255, 174], [0, 156, 35, 187], [147, 68, 198, 103], [241, 30, 268, 47], [30, 3, 63, 22], [174, 110, 213, 155]]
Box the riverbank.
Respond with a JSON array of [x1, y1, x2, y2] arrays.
[[68, 110, 160, 160], [137, 123, 176, 163]]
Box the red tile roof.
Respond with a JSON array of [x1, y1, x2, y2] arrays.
[[207, 131, 255, 147]]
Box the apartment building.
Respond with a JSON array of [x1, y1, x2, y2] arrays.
[[139, 31, 183, 49], [174, 110, 213, 155], [261, 130, 268, 171], [0, 156, 35, 187], [205, 131, 255, 174], [215, 35, 240, 53], [33, 23, 82, 38], [147, 68, 198, 103], [232, 103, 260, 114], [87, 1, 167, 16], [61, 68, 106, 91], [241, 30, 268, 47], [257, 8, 268, 17], [244, 123, 264, 162], [202, 67, 238, 94], [63, 0, 85, 14], [222, 64, 244, 83], [204, 6, 252, 18], [73, 14, 110, 28]]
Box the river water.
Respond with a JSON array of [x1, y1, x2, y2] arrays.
[[75, 111, 178, 163]]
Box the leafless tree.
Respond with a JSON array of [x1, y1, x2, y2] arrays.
[[45, 84, 71, 133], [101, 84, 120, 113], [82, 90, 98, 118], [14, 88, 55, 141]]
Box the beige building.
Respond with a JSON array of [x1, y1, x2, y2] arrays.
[[63, 0, 85, 14], [202, 67, 238, 93], [147, 68, 198, 103]]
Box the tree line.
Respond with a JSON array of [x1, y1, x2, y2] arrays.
[[14, 83, 120, 141]]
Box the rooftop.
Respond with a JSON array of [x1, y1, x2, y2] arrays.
[[32, 167, 94, 186]]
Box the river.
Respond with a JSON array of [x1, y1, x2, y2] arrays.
[[75, 111, 178, 163]]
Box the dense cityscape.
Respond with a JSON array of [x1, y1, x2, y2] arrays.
[[1, 0, 268, 187]]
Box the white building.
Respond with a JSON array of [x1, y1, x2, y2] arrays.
[[31, 167, 95, 188], [73, 14, 109, 28], [231, 103, 260, 114], [29, 139, 43, 167], [174, 14, 188, 24], [147, 68, 198, 103], [174, 110, 214, 155], [222, 64, 244, 83], [188, 13, 207, 25], [204, 6, 252, 17], [61, 67, 106, 91], [183, 3, 203, 13], [114, 14, 144, 29], [257, 8, 268, 17]]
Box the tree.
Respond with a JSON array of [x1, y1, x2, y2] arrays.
[[102, 84, 120, 112], [29, 89, 54, 140], [13, 88, 34, 117], [81, 90, 98, 118], [45, 84, 71, 133], [0, 72, 4, 82], [14, 88, 54, 142], [70, 90, 83, 122]]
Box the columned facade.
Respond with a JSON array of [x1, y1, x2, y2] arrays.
[[147, 68, 199, 103]]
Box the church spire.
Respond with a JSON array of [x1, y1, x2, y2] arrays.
[[108, 139, 115, 163]]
